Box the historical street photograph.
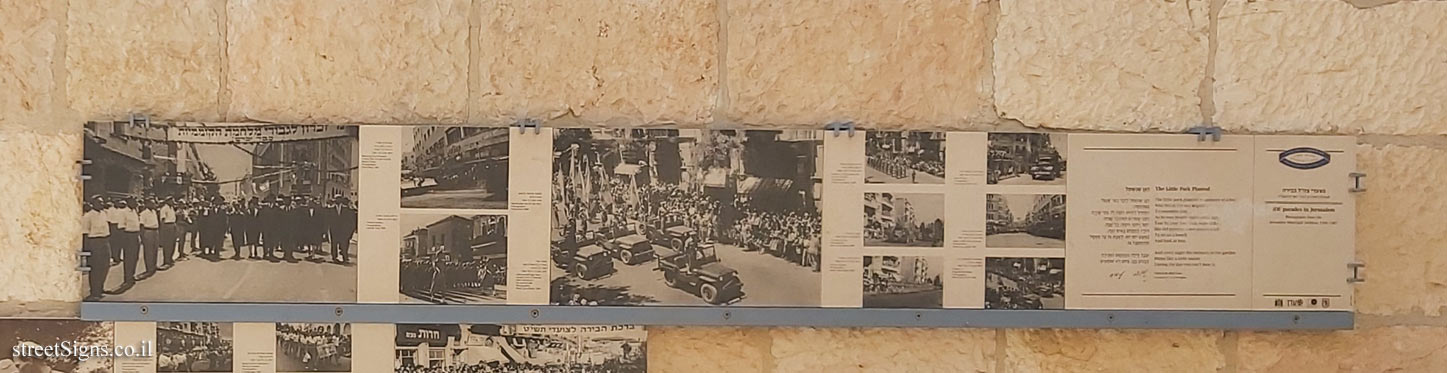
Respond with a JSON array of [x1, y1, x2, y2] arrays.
[[985, 257, 1065, 310], [987, 133, 1068, 185], [550, 128, 822, 306], [276, 323, 351, 372], [399, 214, 508, 304], [986, 194, 1066, 249], [863, 192, 946, 248], [862, 256, 943, 308], [82, 121, 359, 303], [0, 320, 113, 373], [394, 324, 646, 373], [866, 131, 946, 184], [157, 322, 233, 372], [401, 126, 509, 210]]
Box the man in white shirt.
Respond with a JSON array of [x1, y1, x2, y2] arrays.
[[159, 197, 177, 269], [82, 197, 111, 301], [138, 198, 161, 280], [108, 199, 142, 294], [105, 197, 125, 264]]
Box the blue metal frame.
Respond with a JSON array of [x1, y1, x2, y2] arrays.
[[80, 303, 1353, 329]]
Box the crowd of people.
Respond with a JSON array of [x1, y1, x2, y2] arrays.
[[863, 218, 945, 246], [866, 143, 946, 181], [277, 324, 350, 371], [157, 345, 232, 372], [80, 193, 358, 301], [400, 258, 505, 302], [560, 176, 821, 272]]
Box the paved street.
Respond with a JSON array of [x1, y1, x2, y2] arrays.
[[863, 237, 941, 247], [863, 288, 943, 308], [1040, 294, 1065, 309], [401, 188, 506, 210], [401, 286, 508, 304], [96, 239, 357, 303], [986, 232, 1065, 249], [994, 172, 1067, 185], [552, 243, 820, 306], [865, 166, 945, 184]]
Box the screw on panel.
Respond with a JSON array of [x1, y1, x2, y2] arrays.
[[1292, 315, 1301, 324], [722, 311, 732, 320], [139, 305, 149, 315], [530, 309, 540, 318], [915, 312, 923, 321], [335, 307, 344, 317], [1106, 313, 1116, 323]]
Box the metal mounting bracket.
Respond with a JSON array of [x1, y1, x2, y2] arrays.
[[1348, 261, 1366, 283], [1349, 172, 1366, 193], [1185, 125, 1223, 142], [826, 121, 856, 137], [512, 119, 541, 134]]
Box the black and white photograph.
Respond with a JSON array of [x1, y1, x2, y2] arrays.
[[0, 320, 113, 373], [986, 194, 1066, 249], [863, 192, 946, 247], [82, 121, 359, 303], [276, 323, 351, 372], [862, 256, 943, 308], [157, 322, 233, 372], [401, 126, 509, 210], [987, 133, 1068, 185], [550, 128, 822, 306], [394, 324, 645, 373], [399, 214, 508, 304], [985, 257, 1065, 310], [866, 131, 946, 184]]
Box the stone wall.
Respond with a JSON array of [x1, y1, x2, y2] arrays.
[[1, 0, 1444, 371]]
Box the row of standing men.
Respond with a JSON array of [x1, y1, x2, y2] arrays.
[[80, 193, 358, 301]]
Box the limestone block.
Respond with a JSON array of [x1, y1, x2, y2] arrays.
[[994, 0, 1208, 131], [227, 0, 469, 124], [0, 1, 56, 127], [67, 0, 223, 122], [476, 0, 717, 126], [1356, 145, 1447, 315], [771, 328, 994, 372], [726, 0, 994, 129], [1239, 327, 1447, 372], [1216, 0, 1447, 135], [0, 130, 81, 303], [646, 327, 768, 373], [1004, 329, 1222, 373]]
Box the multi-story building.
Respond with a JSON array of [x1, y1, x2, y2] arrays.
[[83, 121, 224, 199], [157, 322, 222, 351], [986, 194, 1014, 234], [407, 127, 509, 191], [403, 215, 508, 263], [1025, 194, 1067, 239], [252, 136, 357, 200]]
